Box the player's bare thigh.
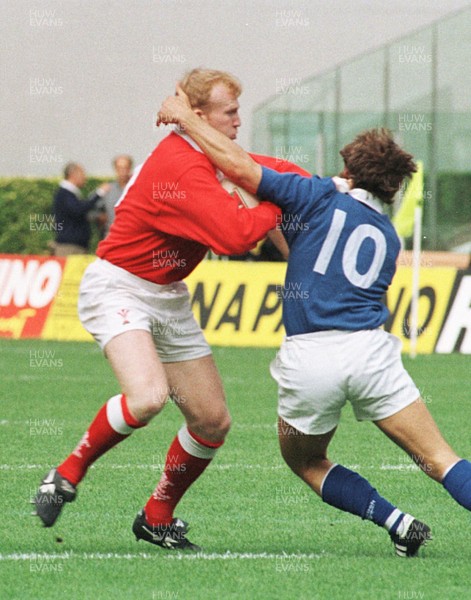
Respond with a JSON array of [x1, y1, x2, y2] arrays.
[[163, 355, 230, 443], [374, 398, 459, 481], [105, 329, 169, 423]]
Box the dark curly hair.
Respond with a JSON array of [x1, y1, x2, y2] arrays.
[[339, 128, 417, 204]]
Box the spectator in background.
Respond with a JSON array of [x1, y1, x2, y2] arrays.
[[52, 162, 110, 256], [95, 155, 134, 238]]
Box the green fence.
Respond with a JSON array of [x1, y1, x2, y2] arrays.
[[252, 7, 471, 251]]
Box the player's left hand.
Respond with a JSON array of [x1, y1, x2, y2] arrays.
[[157, 85, 192, 127]]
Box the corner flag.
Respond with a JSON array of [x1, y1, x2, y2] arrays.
[[393, 161, 424, 238], [393, 160, 425, 358]]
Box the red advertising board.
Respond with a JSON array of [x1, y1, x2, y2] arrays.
[[0, 254, 65, 338]]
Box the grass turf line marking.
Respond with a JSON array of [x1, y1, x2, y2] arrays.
[[2, 462, 365, 471], [1, 551, 325, 561], [1, 464, 45, 470], [0, 463, 286, 471]]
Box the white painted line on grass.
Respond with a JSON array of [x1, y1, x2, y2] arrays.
[[0, 463, 285, 471], [0, 551, 325, 561], [0, 464, 45, 470], [2, 462, 409, 473], [380, 464, 421, 471], [166, 552, 326, 561]]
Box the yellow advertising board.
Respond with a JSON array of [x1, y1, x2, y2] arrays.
[[0, 254, 469, 354], [385, 267, 457, 354], [186, 260, 286, 347], [41, 255, 95, 342]]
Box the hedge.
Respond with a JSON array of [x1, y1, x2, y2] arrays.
[[0, 177, 106, 255], [0, 173, 470, 254]]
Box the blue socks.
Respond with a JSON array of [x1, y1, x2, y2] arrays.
[[320, 459, 471, 537], [442, 459, 471, 510], [322, 464, 404, 533], [321, 459, 471, 533]]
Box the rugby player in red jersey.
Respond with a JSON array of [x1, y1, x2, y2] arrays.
[[33, 69, 309, 550]]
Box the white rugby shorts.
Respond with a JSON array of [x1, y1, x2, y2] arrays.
[[78, 258, 211, 362], [270, 329, 420, 435]]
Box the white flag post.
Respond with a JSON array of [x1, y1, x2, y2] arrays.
[[409, 203, 423, 358]]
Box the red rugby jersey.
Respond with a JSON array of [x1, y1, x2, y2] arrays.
[[97, 132, 309, 284]]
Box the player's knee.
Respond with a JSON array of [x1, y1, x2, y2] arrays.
[[279, 445, 304, 473], [208, 413, 231, 439], [218, 413, 232, 438], [194, 411, 231, 442], [280, 447, 326, 476], [125, 386, 168, 422]]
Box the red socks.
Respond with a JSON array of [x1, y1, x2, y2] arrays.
[[57, 397, 223, 526], [57, 394, 145, 486], [145, 426, 223, 526]]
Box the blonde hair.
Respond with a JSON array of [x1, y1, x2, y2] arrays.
[[179, 68, 242, 108]]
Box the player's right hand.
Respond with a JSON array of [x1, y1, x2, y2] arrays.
[[157, 85, 192, 127], [332, 176, 353, 193]]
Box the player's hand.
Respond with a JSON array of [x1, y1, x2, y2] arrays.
[[157, 85, 192, 127], [332, 176, 353, 193]]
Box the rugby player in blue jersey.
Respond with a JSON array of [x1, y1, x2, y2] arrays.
[[158, 88, 471, 557]]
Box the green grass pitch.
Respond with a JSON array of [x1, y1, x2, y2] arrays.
[[1, 339, 470, 599]]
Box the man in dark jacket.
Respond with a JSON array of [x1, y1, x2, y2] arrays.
[[52, 162, 110, 256]]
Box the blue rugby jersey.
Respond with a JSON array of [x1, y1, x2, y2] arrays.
[[257, 167, 401, 336]]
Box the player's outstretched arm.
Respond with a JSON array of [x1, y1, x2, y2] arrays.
[[158, 86, 262, 194]]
